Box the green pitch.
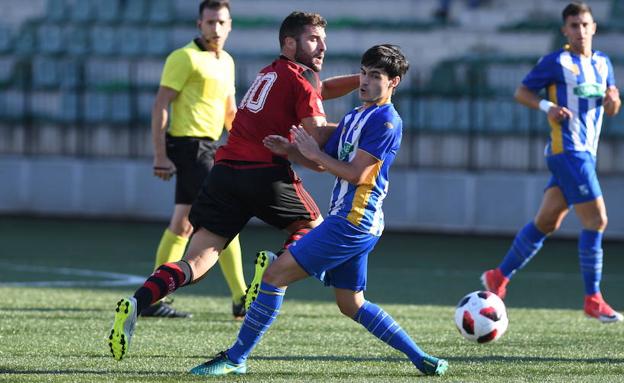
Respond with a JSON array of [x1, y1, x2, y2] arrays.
[[1, 217, 623, 382]]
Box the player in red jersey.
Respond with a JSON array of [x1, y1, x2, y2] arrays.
[[107, 11, 359, 361]]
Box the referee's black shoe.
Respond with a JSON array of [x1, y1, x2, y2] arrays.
[[140, 301, 192, 318]]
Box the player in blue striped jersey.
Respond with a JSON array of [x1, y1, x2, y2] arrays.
[[189, 44, 448, 377], [482, 2, 622, 323]]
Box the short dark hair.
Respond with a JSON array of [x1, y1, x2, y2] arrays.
[[279, 11, 327, 48], [562, 2, 592, 23], [361, 44, 409, 79], [199, 0, 230, 17]]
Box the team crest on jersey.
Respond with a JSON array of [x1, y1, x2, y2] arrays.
[[562, 62, 580, 76], [595, 59, 608, 78], [339, 142, 354, 160]]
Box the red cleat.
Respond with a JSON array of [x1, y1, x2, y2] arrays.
[[584, 293, 623, 323], [480, 268, 509, 300]]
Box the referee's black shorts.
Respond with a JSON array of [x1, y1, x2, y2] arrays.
[[166, 134, 218, 205], [189, 160, 321, 242]]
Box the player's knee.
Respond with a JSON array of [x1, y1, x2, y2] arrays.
[[585, 213, 608, 231], [169, 221, 193, 237], [262, 266, 282, 286], [535, 218, 559, 234], [335, 298, 360, 318], [336, 302, 359, 318]]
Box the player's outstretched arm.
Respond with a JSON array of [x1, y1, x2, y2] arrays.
[[514, 85, 573, 122], [604, 86, 621, 116], [321, 74, 359, 100], [291, 126, 378, 185]]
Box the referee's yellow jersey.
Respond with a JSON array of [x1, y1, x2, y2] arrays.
[[160, 40, 235, 139]]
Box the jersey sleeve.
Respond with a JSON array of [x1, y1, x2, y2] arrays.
[[160, 49, 193, 92], [294, 72, 325, 121], [358, 113, 402, 160], [606, 56, 616, 87], [522, 54, 556, 92]]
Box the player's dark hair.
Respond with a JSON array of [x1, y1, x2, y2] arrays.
[[361, 44, 409, 79], [562, 2, 592, 22], [279, 11, 327, 49], [199, 0, 230, 17]]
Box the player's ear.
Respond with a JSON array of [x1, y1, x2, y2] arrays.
[[390, 76, 401, 89], [284, 36, 296, 51]]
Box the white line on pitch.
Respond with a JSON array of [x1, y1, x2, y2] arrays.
[[0, 263, 145, 287]]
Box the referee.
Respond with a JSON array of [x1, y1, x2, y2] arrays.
[[145, 0, 246, 319]]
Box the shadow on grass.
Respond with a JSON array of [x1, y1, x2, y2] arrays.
[[206, 354, 624, 365]]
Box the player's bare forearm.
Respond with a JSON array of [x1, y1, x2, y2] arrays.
[[301, 116, 334, 147], [224, 93, 237, 131], [286, 147, 325, 172], [151, 86, 179, 180], [604, 86, 621, 116], [263, 134, 324, 172], [151, 106, 169, 160], [315, 122, 338, 147], [514, 85, 541, 109], [291, 126, 376, 184], [321, 74, 359, 100], [515, 85, 573, 121]]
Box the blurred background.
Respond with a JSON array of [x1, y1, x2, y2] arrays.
[[1, 0, 624, 238]]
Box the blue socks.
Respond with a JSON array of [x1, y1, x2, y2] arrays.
[[354, 301, 430, 373], [579, 229, 603, 295], [499, 222, 547, 278], [226, 282, 285, 364]]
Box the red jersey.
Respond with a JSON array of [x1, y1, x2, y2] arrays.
[[216, 56, 325, 163]]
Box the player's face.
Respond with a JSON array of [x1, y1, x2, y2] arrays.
[[359, 66, 400, 106], [294, 25, 326, 72], [197, 7, 232, 52], [562, 11, 596, 55]]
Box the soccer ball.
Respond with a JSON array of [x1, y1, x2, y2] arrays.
[[454, 290, 508, 343]]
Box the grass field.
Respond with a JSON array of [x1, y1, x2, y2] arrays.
[[1, 216, 624, 382]]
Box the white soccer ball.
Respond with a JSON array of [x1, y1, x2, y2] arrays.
[[454, 290, 508, 343]]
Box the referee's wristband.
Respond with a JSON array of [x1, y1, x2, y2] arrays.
[[539, 99, 555, 113]]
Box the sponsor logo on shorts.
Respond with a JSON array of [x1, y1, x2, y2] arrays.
[[578, 184, 590, 196]]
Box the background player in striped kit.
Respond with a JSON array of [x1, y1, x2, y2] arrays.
[[481, 2, 622, 323]]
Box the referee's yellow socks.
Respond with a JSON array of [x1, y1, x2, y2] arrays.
[[154, 229, 246, 304], [219, 235, 247, 303], [154, 228, 189, 270]]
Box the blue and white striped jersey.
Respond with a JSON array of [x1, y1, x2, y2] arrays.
[[523, 47, 615, 156], [323, 102, 402, 236]]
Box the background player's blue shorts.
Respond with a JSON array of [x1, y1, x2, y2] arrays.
[[289, 215, 380, 292], [545, 151, 602, 205]]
